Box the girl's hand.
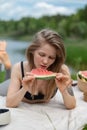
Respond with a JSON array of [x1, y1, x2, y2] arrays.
[[22, 72, 35, 91], [55, 73, 72, 93]]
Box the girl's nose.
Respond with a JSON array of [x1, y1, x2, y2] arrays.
[[43, 57, 48, 64]]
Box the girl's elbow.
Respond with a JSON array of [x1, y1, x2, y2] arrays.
[[67, 104, 76, 110], [6, 98, 18, 108], [66, 101, 76, 110]]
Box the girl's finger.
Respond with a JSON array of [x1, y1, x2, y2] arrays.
[[25, 72, 34, 76], [23, 75, 35, 82]]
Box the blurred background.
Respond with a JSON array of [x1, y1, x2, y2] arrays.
[[0, 0, 87, 80]]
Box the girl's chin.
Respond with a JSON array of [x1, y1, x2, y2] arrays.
[[40, 66, 47, 69], [35, 66, 46, 69]]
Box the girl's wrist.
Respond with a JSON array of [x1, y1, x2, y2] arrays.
[[62, 89, 68, 95], [62, 85, 74, 96]]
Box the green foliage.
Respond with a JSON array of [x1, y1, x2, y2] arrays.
[[82, 124, 87, 130], [68, 21, 87, 38], [57, 19, 67, 37], [71, 73, 77, 80], [0, 5, 87, 39], [77, 5, 87, 22], [0, 71, 5, 83]]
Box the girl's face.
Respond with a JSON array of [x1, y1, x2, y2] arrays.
[[33, 44, 56, 69]]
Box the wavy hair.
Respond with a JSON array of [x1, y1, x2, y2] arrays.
[[26, 28, 66, 101]]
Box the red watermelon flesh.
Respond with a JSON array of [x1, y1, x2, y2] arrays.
[[31, 68, 56, 80], [81, 71, 87, 77]]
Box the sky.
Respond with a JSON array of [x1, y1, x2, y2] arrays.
[[0, 0, 87, 21]]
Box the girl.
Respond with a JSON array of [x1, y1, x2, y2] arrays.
[[6, 29, 76, 109]]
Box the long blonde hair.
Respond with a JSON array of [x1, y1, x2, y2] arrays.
[[26, 28, 66, 100]]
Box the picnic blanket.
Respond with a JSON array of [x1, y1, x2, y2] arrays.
[[0, 85, 87, 130]]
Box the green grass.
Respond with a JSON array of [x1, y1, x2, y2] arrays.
[[82, 124, 87, 130], [64, 38, 87, 71], [0, 71, 5, 83]]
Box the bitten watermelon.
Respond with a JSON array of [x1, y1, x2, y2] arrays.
[[31, 68, 56, 80], [77, 70, 87, 82]]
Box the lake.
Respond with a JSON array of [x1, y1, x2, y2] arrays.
[[0, 38, 30, 66]]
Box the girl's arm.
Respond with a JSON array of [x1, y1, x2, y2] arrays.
[[61, 86, 76, 109], [55, 64, 76, 109], [6, 63, 34, 108], [6, 63, 27, 107]]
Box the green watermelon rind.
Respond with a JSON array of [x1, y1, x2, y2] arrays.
[[35, 74, 56, 80], [77, 73, 82, 79], [77, 71, 87, 82]]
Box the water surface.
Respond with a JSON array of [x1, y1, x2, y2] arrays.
[[0, 38, 29, 65]]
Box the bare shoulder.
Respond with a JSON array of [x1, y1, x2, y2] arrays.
[[22, 61, 30, 73], [12, 62, 21, 73], [60, 64, 70, 76], [12, 61, 28, 71], [11, 62, 22, 80], [11, 61, 29, 78]]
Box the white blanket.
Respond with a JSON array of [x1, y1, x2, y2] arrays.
[[0, 86, 87, 130]]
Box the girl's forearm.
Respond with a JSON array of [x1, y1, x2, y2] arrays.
[[62, 89, 76, 109], [6, 87, 27, 108]]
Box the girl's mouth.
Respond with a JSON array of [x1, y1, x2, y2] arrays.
[[40, 65, 47, 69]]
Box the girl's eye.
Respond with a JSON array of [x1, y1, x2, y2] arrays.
[[49, 56, 56, 60], [39, 53, 45, 57]]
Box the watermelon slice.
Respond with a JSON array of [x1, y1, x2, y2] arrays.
[[77, 70, 87, 82], [31, 68, 56, 80]]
